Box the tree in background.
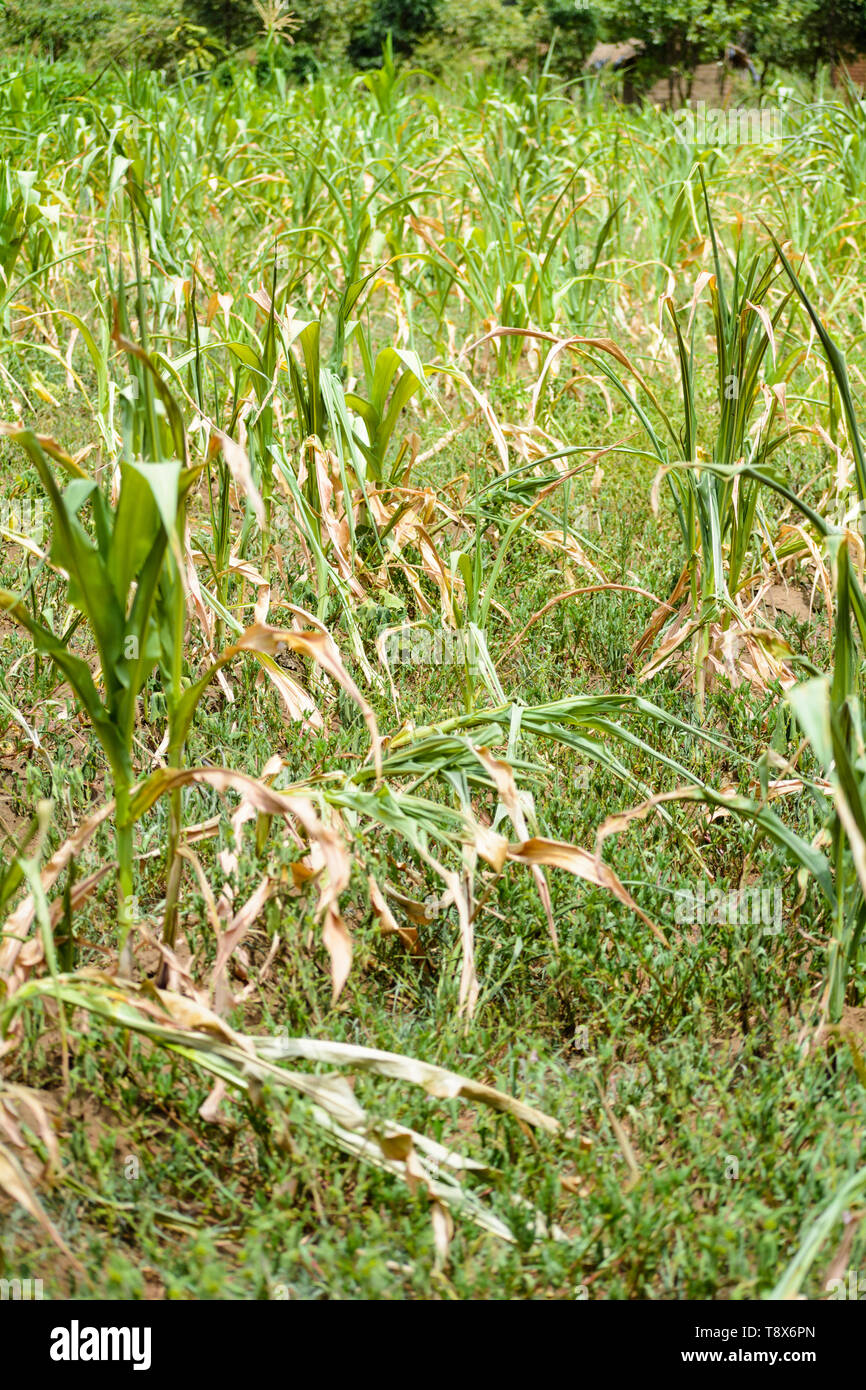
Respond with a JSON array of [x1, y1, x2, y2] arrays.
[[184, 0, 255, 49], [591, 0, 866, 96], [748, 0, 866, 84], [0, 0, 220, 67], [593, 0, 755, 101], [0, 0, 111, 59], [540, 1, 599, 77], [348, 0, 596, 77], [413, 0, 541, 72], [184, 0, 363, 73], [2, 0, 866, 81], [348, 0, 439, 68]]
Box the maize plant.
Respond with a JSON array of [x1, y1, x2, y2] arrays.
[[0, 427, 202, 957]]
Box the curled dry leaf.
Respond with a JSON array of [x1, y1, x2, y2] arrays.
[[212, 429, 265, 526], [502, 584, 670, 662], [0, 798, 115, 987], [368, 873, 423, 955], [0, 1136, 83, 1272], [6, 972, 557, 1243], [0, 1082, 61, 1179], [255, 1034, 560, 1132], [131, 765, 354, 1002], [473, 747, 556, 946], [507, 836, 669, 949], [212, 874, 273, 997], [223, 624, 381, 777]]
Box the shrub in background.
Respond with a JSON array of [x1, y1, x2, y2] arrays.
[[541, 1, 598, 78], [3, 0, 866, 83], [348, 0, 437, 68], [749, 0, 866, 84], [0, 0, 116, 60], [414, 0, 540, 72], [0, 0, 222, 69]]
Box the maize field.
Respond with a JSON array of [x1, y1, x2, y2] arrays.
[[1, 45, 866, 1302]]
